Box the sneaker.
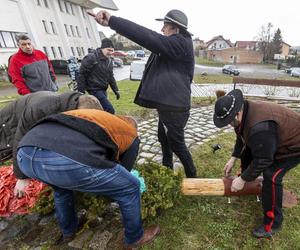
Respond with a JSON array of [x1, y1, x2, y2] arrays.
[[252, 225, 281, 238]]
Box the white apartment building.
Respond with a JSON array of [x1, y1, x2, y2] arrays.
[[0, 0, 118, 65]]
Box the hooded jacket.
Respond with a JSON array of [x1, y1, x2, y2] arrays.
[[0, 91, 81, 179], [109, 16, 194, 111]]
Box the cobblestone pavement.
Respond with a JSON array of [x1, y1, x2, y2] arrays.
[[136, 106, 232, 169]]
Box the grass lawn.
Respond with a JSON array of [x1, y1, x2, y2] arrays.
[[143, 132, 300, 250], [193, 74, 233, 84], [195, 57, 225, 67], [108, 80, 151, 118], [0, 81, 12, 87]]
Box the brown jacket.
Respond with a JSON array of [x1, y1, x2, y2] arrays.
[[243, 100, 300, 160]]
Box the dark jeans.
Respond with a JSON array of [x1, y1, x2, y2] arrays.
[[241, 152, 300, 230], [120, 137, 140, 171], [17, 146, 143, 244], [157, 110, 197, 178], [90, 90, 115, 114]]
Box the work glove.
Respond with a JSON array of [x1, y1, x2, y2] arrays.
[[115, 91, 120, 100], [14, 179, 31, 198], [231, 176, 246, 192]]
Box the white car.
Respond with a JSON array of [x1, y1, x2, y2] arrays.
[[291, 67, 300, 77], [130, 60, 146, 80]]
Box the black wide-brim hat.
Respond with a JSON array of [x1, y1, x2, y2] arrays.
[[213, 89, 244, 128]]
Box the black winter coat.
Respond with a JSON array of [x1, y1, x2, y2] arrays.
[[77, 49, 118, 94], [0, 91, 81, 179], [109, 16, 194, 111]]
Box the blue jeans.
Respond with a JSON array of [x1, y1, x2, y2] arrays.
[[90, 90, 115, 114], [17, 146, 143, 244]]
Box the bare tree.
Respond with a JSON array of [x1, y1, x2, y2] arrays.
[[256, 22, 273, 62]]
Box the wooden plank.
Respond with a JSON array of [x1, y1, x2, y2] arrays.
[[233, 76, 300, 88]]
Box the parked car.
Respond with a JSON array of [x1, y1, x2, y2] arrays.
[[222, 65, 240, 76], [112, 57, 123, 68], [126, 50, 136, 57], [135, 50, 145, 58], [291, 67, 300, 77], [285, 67, 294, 74], [112, 51, 127, 57], [50, 59, 69, 75], [130, 60, 146, 80]]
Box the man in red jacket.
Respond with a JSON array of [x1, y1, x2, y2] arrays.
[[8, 34, 58, 95]]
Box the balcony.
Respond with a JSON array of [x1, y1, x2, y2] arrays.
[[68, 0, 118, 10]]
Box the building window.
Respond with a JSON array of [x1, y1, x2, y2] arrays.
[[43, 0, 49, 8], [64, 1, 69, 14], [70, 25, 75, 36], [51, 46, 57, 58], [70, 3, 74, 15], [76, 47, 82, 57], [42, 20, 50, 33], [81, 7, 86, 18], [36, 0, 41, 6], [75, 26, 80, 37], [0, 31, 17, 48], [70, 47, 75, 56], [43, 46, 49, 57], [50, 22, 57, 34], [64, 24, 70, 36], [86, 27, 90, 38], [58, 0, 64, 12], [81, 47, 85, 55], [58, 46, 64, 58]]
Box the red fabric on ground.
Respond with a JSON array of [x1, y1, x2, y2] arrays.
[[0, 165, 47, 217]]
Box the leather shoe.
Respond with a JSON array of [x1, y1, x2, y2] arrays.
[[123, 225, 160, 249]]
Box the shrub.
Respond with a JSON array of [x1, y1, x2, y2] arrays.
[[31, 162, 183, 220]]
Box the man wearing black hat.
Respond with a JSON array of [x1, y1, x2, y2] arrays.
[[88, 9, 197, 178], [213, 89, 300, 238], [77, 38, 120, 114]]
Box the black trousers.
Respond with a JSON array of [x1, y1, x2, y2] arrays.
[[157, 110, 197, 178], [241, 149, 300, 230]]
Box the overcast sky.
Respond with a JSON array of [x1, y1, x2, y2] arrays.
[[94, 0, 299, 46]]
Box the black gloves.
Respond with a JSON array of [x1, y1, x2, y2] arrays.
[[115, 91, 120, 100]]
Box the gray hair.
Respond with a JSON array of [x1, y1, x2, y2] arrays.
[[77, 95, 103, 110], [15, 34, 31, 43]]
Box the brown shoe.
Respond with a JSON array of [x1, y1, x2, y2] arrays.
[[123, 225, 160, 250]]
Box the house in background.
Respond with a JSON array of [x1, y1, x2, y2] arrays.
[[206, 35, 232, 50], [193, 38, 206, 49], [0, 0, 118, 65], [235, 41, 258, 50], [281, 42, 291, 57], [207, 47, 263, 64]]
